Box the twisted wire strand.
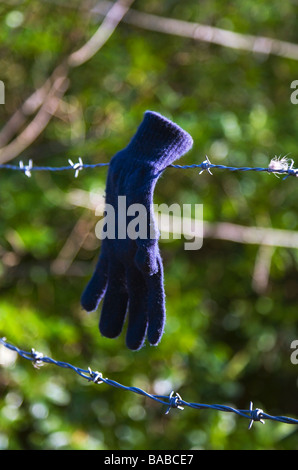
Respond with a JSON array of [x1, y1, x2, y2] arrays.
[[1, 337, 298, 428], [0, 156, 297, 178]]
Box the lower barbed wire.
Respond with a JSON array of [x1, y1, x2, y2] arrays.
[[1, 337, 298, 428]]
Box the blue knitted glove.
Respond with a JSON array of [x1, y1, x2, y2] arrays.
[[81, 111, 193, 350]]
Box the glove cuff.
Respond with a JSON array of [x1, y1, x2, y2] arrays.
[[126, 111, 193, 166]]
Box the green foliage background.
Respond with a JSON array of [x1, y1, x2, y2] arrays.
[[1, 0, 298, 450]]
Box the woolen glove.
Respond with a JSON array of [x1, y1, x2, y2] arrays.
[[81, 111, 193, 350]]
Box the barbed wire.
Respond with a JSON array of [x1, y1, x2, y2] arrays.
[[1, 155, 298, 179], [1, 337, 298, 429], [1, 154, 298, 430]]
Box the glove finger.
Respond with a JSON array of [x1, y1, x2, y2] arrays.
[[81, 252, 109, 312], [125, 265, 148, 351], [99, 260, 128, 339], [145, 254, 166, 346]]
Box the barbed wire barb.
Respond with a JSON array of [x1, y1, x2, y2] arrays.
[[248, 401, 265, 430], [30, 348, 44, 369], [68, 157, 84, 177], [19, 159, 33, 177], [165, 391, 184, 414], [199, 155, 213, 175]]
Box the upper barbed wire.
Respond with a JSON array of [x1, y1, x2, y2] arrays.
[[1, 337, 298, 429], [0, 155, 297, 179]]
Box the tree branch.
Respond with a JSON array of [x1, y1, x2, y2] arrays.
[[93, 1, 298, 61], [0, 67, 69, 164], [68, 189, 298, 249], [0, 0, 135, 163], [68, 0, 135, 67]]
